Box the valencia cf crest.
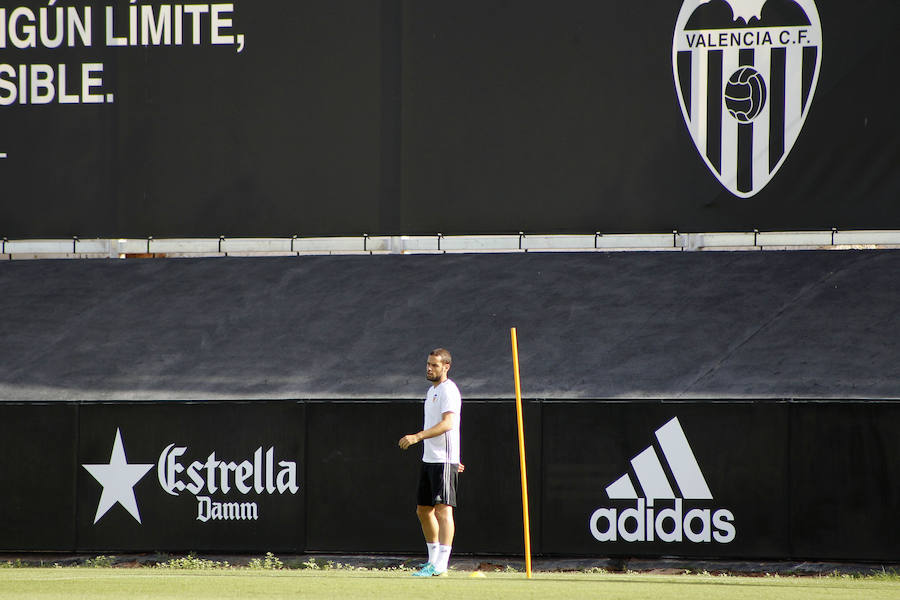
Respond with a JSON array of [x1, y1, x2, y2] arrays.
[[672, 0, 822, 197]]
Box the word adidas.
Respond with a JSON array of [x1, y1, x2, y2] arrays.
[[590, 499, 735, 543], [589, 417, 736, 544]]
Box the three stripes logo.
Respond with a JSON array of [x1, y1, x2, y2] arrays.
[[589, 417, 736, 544], [672, 0, 822, 197]]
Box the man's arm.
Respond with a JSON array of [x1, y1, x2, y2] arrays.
[[398, 411, 456, 450]]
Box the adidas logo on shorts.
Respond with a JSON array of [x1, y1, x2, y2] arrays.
[[589, 417, 736, 544]]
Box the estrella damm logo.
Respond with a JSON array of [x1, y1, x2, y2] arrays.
[[672, 0, 822, 198]]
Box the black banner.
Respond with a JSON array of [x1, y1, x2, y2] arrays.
[[304, 402, 416, 553], [0, 399, 897, 560], [0, 1, 898, 237], [788, 402, 900, 561], [0, 403, 78, 551], [0, 0, 386, 238], [305, 401, 542, 555], [454, 401, 543, 556], [76, 402, 305, 552], [541, 402, 791, 557]]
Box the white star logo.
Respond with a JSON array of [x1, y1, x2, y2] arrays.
[[82, 429, 153, 524]]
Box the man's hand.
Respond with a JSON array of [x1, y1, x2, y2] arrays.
[[398, 433, 420, 450], [458, 463, 465, 473]]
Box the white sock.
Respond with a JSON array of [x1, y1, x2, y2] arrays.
[[434, 545, 452, 572], [426, 542, 439, 565]]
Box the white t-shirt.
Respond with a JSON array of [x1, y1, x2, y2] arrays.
[[422, 379, 461, 464]]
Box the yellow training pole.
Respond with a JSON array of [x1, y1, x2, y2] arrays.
[[510, 327, 533, 579]]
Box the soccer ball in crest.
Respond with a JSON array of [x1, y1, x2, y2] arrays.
[[724, 67, 767, 123]]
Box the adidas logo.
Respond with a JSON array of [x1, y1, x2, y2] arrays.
[[589, 417, 736, 544]]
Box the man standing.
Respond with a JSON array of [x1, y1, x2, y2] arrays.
[[398, 348, 462, 577]]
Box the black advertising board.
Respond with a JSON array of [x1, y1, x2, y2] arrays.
[[401, 0, 900, 235], [305, 401, 542, 555], [0, 399, 897, 560], [0, 0, 387, 238], [0, 1, 898, 237], [789, 402, 900, 561], [0, 403, 78, 551], [76, 402, 305, 552], [540, 402, 791, 558], [453, 401, 543, 556], [304, 401, 419, 553]]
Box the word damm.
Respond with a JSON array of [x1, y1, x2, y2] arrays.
[[196, 496, 259, 523]]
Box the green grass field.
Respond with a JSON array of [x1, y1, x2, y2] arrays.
[[1, 569, 898, 600]]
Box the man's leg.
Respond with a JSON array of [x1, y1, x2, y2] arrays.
[[432, 503, 454, 574], [415, 505, 440, 570], [417, 504, 438, 544], [434, 503, 454, 546]]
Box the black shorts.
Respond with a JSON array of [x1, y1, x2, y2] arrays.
[[417, 462, 459, 507]]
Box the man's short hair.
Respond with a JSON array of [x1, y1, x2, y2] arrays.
[[430, 348, 452, 365]]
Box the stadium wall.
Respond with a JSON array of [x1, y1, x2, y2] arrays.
[[2, 399, 896, 561], [0, 0, 898, 238]]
